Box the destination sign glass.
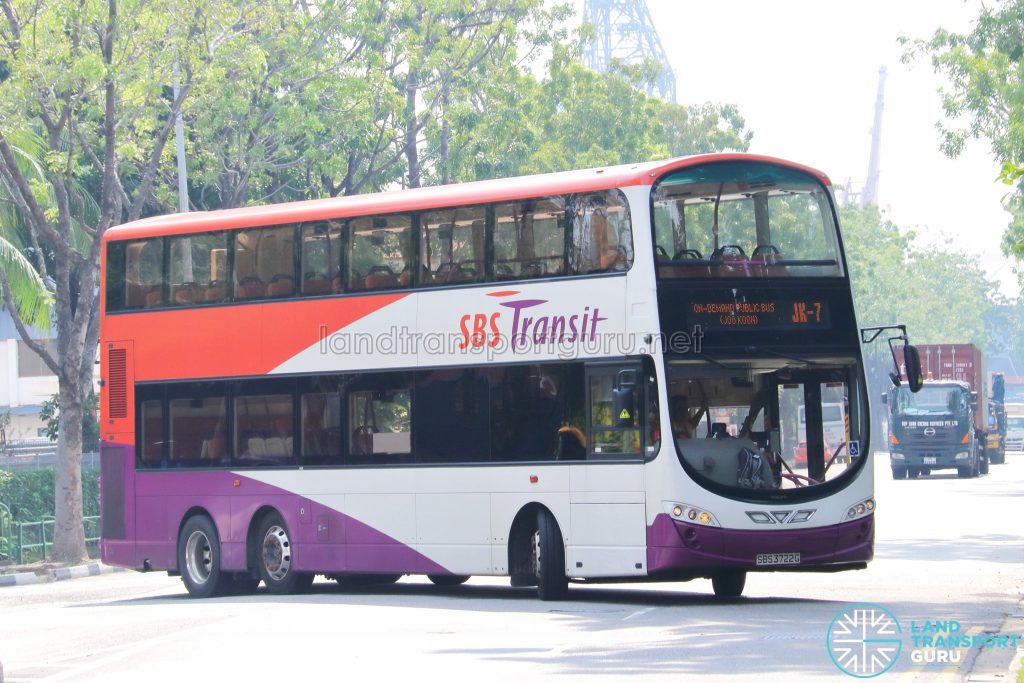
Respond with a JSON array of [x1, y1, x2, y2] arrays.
[[687, 299, 831, 330]]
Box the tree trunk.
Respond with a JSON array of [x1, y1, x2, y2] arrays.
[[52, 382, 86, 563], [404, 70, 420, 189]]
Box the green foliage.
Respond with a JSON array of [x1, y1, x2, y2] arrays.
[[840, 204, 995, 345], [38, 393, 100, 450], [0, 467, 99, 522], [905, 0, 1024, 263]]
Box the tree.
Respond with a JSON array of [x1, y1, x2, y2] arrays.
[[905, 0, 1024, 264], [840, 204, 995, 345], [0, 0, 238, 562]]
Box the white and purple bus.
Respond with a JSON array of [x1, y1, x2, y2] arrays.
[[99, 154, 878, 599]]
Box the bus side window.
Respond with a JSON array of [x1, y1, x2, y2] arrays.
[[420, 207, 486, 286], [300, 221, 342, 296], [234, 225, 296, 301], [168, 232, 229, 306], [348, 215, 412, 291], [346, 377, 412, 462], [568, 191, 633, 274], [493, 198, 567, 280]]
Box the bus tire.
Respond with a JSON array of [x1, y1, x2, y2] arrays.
[[255, 511, 314, 595], [177, 515, 231, 598], [891, 467, 907, 480], [428, 574, 470, 587], [979, 454, 989, 475], [712, 569, 746, 598], [534, 509, 568, 601]]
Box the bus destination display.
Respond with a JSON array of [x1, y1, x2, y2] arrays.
[[688, 299, 830, 330]]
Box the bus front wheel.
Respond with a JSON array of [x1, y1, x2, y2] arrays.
[[255, 511, 314, 595], [533, 509, 568, 601], [178, 515, 231, 598], [891, 467, 908, 480], [712, 569, 746, 598]]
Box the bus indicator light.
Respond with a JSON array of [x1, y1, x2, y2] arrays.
[[529, 475, 538, 484], [232, 479, 241, 488]]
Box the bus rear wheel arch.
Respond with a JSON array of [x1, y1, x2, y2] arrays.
[[253, 510, 314, 595]]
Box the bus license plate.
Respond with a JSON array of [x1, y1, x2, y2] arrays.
[[923, 457, 936, 465], [756, 553, 800, 566]]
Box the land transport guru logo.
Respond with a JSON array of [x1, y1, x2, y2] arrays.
[[457, 290, 607, 351], [827, 604, 1021, 677], [827, 603, 902, 677]]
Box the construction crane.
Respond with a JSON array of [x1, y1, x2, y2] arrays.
[[582, 0, 677, 103]]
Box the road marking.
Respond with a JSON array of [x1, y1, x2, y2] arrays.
[[622, 607, 654, 621]]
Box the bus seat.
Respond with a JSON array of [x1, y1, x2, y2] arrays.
[[268, 274, 295, 297], [302, 272, 331, 295], [246, 438, 267, 459], [172, 282, 196, 304], [237, 276, 265, 299], [751, 245, 786, 277], [144, 285, 163, 307], [264, 437, 288, 458], [365, 266, 399, 289], [205, 281, 226, 302]]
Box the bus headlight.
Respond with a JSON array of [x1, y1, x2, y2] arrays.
[[845, 498, 875, 521], [666, 502, 719, 527], [890, 453, 905, 461], [954, 451, 970, 460]]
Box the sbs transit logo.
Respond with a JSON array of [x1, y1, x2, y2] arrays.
[[827, 603, 902, 677], [457, 290, 607, 352]]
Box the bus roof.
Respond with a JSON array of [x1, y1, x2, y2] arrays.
[[103, 153, 832, 242]]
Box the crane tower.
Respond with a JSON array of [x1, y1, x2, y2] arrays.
[[582, 0, 677, 103]]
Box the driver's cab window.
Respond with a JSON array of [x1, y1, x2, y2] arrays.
[[586, 364, 644, 459]]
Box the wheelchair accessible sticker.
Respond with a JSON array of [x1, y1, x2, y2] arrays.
[[848, 441, 860, 458]]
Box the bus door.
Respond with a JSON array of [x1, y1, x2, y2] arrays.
[[776, 371, 854, 483], [567, 360, 649, 578]]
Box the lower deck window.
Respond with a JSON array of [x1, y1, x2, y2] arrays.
[[135, 359, 652, 469]]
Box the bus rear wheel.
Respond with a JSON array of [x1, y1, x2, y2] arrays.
[[533, 509, 567, 601], [255, 512, 314, 595], [712, 569, 746, 598], [428, 574, 470, 587], [178, 515, 231, 598]]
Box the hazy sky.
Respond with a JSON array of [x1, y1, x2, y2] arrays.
[[574, 0, 1019, 297]]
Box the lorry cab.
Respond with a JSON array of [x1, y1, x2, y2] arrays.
[[887, 380, 985, 479]]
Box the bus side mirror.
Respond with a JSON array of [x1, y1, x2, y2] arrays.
[[903, 345, 924, 393], [613, 369, 638, 427]]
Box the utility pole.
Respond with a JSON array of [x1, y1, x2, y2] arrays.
[[861, 66, 886, 208], [582, 0, 677, 103]]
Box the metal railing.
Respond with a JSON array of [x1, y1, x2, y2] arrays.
[[2, 514, 100, 564]]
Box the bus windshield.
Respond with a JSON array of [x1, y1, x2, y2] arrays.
[[668, 357, 862, 495], [653, 161, 843, 279]]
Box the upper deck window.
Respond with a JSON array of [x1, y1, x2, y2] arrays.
[[653, 162, 843, 279]]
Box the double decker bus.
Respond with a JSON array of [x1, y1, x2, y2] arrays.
[[99, 154, 879, 600]]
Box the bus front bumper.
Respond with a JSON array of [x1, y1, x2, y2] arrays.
[[646, 514, 873, 574]]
